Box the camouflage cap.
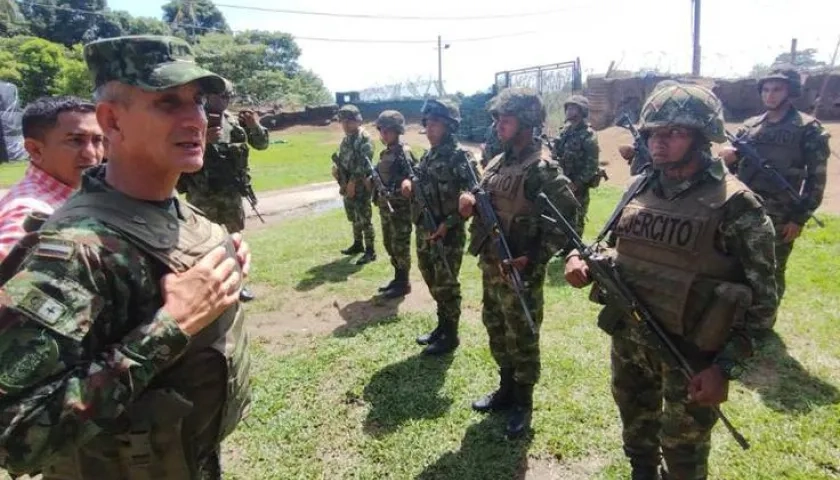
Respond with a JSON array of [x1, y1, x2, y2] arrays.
[[421, 99, 461, 128], [337, 104, 363, 121], [638, 83, 726, 143], [564, 94, 590, 118], [487, 87, 546, 129], [84, 35, 226, 94], [376, 110, 405, 134], [758, 64, 801, 97]]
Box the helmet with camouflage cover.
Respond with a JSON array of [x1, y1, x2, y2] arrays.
[[563, 94, 590, 118], [487, 87, 546, 130], [375, 110, 406, 134], [757, 64, 801, 97], [337, 104, 363, 122], [638, 82, 726, 143], [421, 98, 461, 129]]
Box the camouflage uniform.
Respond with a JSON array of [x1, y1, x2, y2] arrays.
[[178, 98, 269, 234], [590, 83, 777, 479], [335, 105, 377, 263], [374, 110, 417, 298], [731, 66, 831, 312], [0, 36, 250, 480], [468, 88, 578, 438], [481, 120, 503, 167], [551, 95, 601, 235], [412, 99, 477, 355]]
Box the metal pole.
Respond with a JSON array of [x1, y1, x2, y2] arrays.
[[790, 38, 798, 64], [692, 0, 701, 76], [437, 35, 444, 96]]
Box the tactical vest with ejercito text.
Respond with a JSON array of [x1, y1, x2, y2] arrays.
[[613, 173, 752, 353], [739, 112, 811, 197], [21, 190, 251, 480]]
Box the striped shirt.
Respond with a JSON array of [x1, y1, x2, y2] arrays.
[[0, 164, 75, 262]]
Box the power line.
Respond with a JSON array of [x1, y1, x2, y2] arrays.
[[212, 3, 586, 21]]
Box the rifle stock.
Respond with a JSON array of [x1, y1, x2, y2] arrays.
[[366, 155, 394, 213]]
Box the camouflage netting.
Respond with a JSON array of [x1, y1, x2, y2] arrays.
[[457, 91, 494, 142]]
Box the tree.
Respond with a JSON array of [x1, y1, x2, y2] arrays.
[[750, 47, 827, 77], [237, 30, 300, 75], [162, 0, 229, 40], [0, 0, 29, 37], [21, 0, 111, 47], [0, 36, 93, 103]]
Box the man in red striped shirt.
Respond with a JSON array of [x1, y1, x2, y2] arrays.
[[0, 96, 105, 261]]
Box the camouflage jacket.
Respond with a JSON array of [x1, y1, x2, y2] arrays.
[[605, 158, 778, 369], [413, 135, 477, 228], [337, 128, 375, 183], [481, 123, 503, 167], [177, 110, 269, 194], [551, 120, 600, 189], [734, 107, 830, 224], [471, 139, 578, 267], [0, 167, 223, 473]]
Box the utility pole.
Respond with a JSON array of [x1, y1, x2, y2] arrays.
[[436, 35, 450, 96], [790, 38, 798, 64], [691, 0, 701, 76]]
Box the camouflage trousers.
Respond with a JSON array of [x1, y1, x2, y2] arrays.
[[343, 189, 374, 249], [378, 197, 413, 271], [187, 189, 245, 233], [573, 186, 590, 237], [480, 261, 546, 385], [611, 335, 717, 480], [416, 223, 465, 327], [772, 218, 797, 310]]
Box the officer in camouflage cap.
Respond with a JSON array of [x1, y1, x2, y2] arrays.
[[721, 64, 831, 320], [0, 35, 253, 479], [565, 82, 777, 479], [403, 98, 477, 355], [459, 87, 579, 438], [373, 110, 418, 298], [550, 94, 602, 235], [177, 77, 269, 302], [333, 104, 377, 264]]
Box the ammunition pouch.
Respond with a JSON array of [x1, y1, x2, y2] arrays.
[[685, 280, 752, 353]]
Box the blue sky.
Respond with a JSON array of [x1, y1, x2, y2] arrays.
[[108, 0, 840, 95]]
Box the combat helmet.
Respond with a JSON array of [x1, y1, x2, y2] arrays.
[[638, 82, 726, 143], [338, 104, 363, 122], [757, 64, 802, 97], [487, 87, 546, 130], [421, 98, 461, 129], [563, 94, 590, 118], [375, 110, 406, 134]]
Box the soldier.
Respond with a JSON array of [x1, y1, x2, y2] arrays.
[[401, 99, 476, 355], [0, 35, 253, 479], [374, 110, 417, 298], [458, 87, 579, 438], [565, 83, 777, 479], [333, 104, 377, 265], [177, 79, 269, 302], [721, 65, 831, 318], [480, 119, 503, 168], [550, 94, 601, 235]]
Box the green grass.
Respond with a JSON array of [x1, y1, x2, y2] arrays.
[[226, 186, 840, 479], [0, 161, 26, 188]]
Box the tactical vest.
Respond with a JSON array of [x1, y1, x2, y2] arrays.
[[377, 144, 409, 187], [613, 173, 752, 352], [1, 191, 251, 480], [739, 112, 810, 196]]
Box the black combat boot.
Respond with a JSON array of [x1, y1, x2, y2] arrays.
[[239, 286, 256, 303], [422, 320, 459, 355], [627, 452, 662, 480], [341, 240, 363, 255], [472, 367, 515, 413], [378, 267, 398, 292], [505, 382, 533, 439], [356, 246, 377, 265], [382, 268, 411, 299], [416, 314, 443, 346]]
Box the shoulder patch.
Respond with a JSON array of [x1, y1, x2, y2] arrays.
[[0, 327, 60, 395], [33, 239, 75, 260], [17, 288, 69, 326]]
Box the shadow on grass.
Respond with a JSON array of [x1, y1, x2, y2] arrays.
[[416, 415, 534, 480], [294, 257, 363, 292], [739, 330, 840, 414], [333, 295, 406, 338], [546, 256, 572, 287], [362, 353, 455, 438]]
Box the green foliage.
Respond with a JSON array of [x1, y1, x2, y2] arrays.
[[0, 35, 91, 103], [162, 0, 229, 40]]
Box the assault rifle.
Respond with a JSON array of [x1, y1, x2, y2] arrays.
[[725, 130, 824, 227], [617, 113, 653, 175], [401, 154, 453, 277], [365, 155, 394, 213], [536, 192, 751, 451], [464, 158, 536, 334], [237, 172, 265, 223]]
